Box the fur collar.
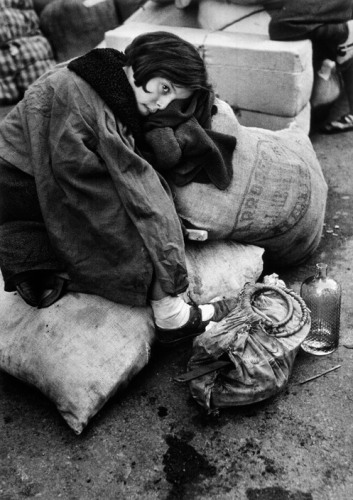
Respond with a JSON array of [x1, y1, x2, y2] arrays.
[[68, 48, 143, 141]]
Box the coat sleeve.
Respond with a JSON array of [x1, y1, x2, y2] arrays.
[[95, 102, 189, 297]]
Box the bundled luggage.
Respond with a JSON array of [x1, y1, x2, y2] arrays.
[[0, 0, 55, 104]]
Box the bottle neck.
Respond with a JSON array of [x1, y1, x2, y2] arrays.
[[315, 263, 328, 279]]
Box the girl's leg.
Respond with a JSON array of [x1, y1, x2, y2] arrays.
[[0, 158, 66, 306], [150, 278, 214, 330], [149, 278, 238, 344]]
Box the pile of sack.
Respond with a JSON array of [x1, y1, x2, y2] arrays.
[[0, 98, 327, 433], [0, 241, 264, 434]]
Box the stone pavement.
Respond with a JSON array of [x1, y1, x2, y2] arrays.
[[0, 102, 353, 499]]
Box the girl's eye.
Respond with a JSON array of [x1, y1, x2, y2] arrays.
[[161, 84, 170, 95]]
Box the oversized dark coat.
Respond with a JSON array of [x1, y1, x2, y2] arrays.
[[0, 63, 189, 306]]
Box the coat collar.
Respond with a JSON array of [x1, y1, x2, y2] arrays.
[[68, 48, 143, 141]]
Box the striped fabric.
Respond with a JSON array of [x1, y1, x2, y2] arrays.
[[0, 0, 39, 44]]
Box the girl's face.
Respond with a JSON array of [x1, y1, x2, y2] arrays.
[[125, 67, 193, 116]]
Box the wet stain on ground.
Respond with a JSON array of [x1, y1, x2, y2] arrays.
[[157, 406, 168, 418], [163, 434, 216, 499], [246, 486, 313, 500]]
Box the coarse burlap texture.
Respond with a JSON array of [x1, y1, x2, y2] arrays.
[[184, 240, 263, 303], [172, 99, 328, 267], [0, 240, 263, 434]]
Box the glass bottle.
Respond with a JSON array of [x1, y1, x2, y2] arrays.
[[300, 263, 341, 356]]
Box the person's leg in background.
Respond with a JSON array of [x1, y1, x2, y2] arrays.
[[308, 20, 353, 132], [268, 0, 353, 133]]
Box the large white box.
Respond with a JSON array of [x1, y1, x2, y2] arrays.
[[237, 102, 311, 132]]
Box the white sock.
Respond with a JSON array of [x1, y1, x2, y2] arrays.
[[150, 295, 190, 329], [199, 303, 215, 322], [150, 296, 215, 329]]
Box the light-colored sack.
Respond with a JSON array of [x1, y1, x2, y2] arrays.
[[172, 99, 327, 267], [0, 240, 263, 434], [184, 240, 263, 303]]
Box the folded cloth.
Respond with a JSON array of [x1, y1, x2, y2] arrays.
[[143, 91, 236, 190]]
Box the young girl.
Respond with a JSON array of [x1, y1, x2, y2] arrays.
[[0, 31, 236, 344]]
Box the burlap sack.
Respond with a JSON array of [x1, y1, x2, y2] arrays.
[[171, 99, 327, 267], [184, 240, 263, 303], [0, 240, 263, 434]]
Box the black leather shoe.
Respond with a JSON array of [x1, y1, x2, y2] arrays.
[[155, 304, 207, 344], [155, 296, 238, 345], [15, 272, 69, 309], [38, 275, 68, 308], [16, 280, 41, 307]]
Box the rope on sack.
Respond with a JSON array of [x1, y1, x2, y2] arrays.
[[175, 283, 310, 383], [215, 8, 266, 33], [194, 7, 268, 112], [248, 284, 310, 338], [196, 8, 267, 58]]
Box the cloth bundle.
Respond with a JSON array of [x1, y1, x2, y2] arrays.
[[0, 0, 55, 104], [39, 0, 120, 62], [180, 275, 311, 410]]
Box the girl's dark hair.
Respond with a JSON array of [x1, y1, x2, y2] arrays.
[[124, 31, 212, 92]]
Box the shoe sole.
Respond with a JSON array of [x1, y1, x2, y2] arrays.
[[155, 321, 209, 345], [156, 332, 202, 345], [321, 126, 353, 134]]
